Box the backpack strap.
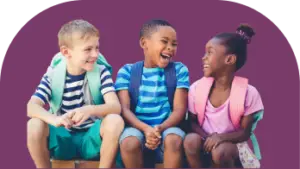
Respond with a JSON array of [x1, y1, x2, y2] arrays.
[[229, 76, 265, 160], [250, 110, 264, 160], [90, 52, 112, 105], [129, 61, 144, 113], [194, 77, 214, 126], [97, 52, 113, 74], [86, 63, 102, 105], [194, 76, 263, 160], [50, 52, 109, 113], [164, 62, 177, 110], [129, 61, 177, 113], [229, 76, 248, 129], [50, 53, 66, 114]]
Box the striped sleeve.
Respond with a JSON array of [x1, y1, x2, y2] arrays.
[[115, 64, 132, 91], [175, 62, 190, 89], [99, 65, 115, 95], [32, 66, 53, 104]]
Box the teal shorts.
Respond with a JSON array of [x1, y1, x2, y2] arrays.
[[48, 119, 102, 160]]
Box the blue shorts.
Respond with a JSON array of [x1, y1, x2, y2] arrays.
[[119, 127, 185, 163]]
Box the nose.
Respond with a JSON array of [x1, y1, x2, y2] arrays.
[[202, 54, 207, 61], [92, 49, 98, 58], [167, 43, 174, 51]]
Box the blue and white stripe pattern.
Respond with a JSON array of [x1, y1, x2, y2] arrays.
[[115, 62, 189, 127]]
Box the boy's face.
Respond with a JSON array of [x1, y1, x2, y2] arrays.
[[62, 33, 99, 75], [141, 26, 178, 68], [202, 38, 229, 77]]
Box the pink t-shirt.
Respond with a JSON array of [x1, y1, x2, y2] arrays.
[[188, 82, 264, 134]]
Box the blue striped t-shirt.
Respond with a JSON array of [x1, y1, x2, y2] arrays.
[[115, 62, 189, 126]]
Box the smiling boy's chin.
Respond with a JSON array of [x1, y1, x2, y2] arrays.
[[83, 64, 95, 72], [157, 62, 169, 69]]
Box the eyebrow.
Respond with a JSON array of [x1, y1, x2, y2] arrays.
[[206, 46, 215, 51], [84, 46, 93, 49], [162, 37, 177, 43], [85, 45, 99, 48]]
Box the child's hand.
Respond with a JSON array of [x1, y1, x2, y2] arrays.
[[204, 133, 223, 152], [154, 125, 163, 135], [144, 126, 161, 150], [54, 111, 75, 128], [71, 106, 93, 126]]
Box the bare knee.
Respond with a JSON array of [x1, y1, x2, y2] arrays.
[[183, 133, 202, 155], [164, 134, 183, 152], [212, 143, 237, 165], [102, 114, 124, 135], [120, 137, 142, 153], [27, 118, 48, 146]]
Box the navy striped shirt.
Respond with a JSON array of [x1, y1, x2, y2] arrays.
[[32, 64, 115, 129]]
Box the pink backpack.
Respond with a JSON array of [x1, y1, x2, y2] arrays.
[[193, 76, 263, 160], [194, 76, 248, 128]]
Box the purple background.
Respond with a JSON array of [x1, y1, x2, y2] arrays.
[[0, 0, 299, 168]]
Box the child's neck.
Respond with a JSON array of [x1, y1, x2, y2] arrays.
[[66, 64, 86, 76], [213, 74, 234, 91], [144, 55, 157, 68]]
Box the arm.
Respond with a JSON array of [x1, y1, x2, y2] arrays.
[[117, 90, 150, 131], [114, 64, 151, 132], [27, 96, 58, 126], [158, 63, 190, 131], [218, 112, 255, 143], [218, 85, 264, 143], [118, 89, 160, 150], [86, 91, 121, 117], [189, 112, 209, 139], [204, 85, 264, 152], [27, 67, 61, 126], [204, 113, 256, 152], [159, 88, 188, 131]]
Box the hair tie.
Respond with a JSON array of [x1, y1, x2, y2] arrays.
[[236, 30, 251, 44]]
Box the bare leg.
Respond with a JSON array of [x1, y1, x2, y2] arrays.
[[183, 133, 204, 168], [27, 118, 50, 168], [211, 142, 239, 168], [120, 136, 143, 168], [99, 114, 124, 168], [163, 134, 183, 168]]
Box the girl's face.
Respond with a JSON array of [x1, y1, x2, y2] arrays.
[[202, 37, 229, 77]]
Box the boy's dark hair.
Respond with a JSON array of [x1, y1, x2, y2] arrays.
[[214, 24, 255, 71], [139, 19, 174, 38]]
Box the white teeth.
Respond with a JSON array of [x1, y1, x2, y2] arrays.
[[163, 57, 170, 61], [203, 65, 209, 68], [161, 54, 171, 60]]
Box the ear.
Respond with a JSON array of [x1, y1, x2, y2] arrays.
[[60, 46, 71, 59], [139, 37, 147, 49], [225, 54, 237, 66]]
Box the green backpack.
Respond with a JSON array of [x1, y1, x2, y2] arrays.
[[49, 52, 112, 114], [49, 52, 124, 167]]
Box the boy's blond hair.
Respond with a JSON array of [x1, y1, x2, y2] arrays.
[[58, 19, 99, 48]]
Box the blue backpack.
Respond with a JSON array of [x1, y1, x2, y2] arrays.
[[128, 61, 177, 113], [128, 61, 189, 167]]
